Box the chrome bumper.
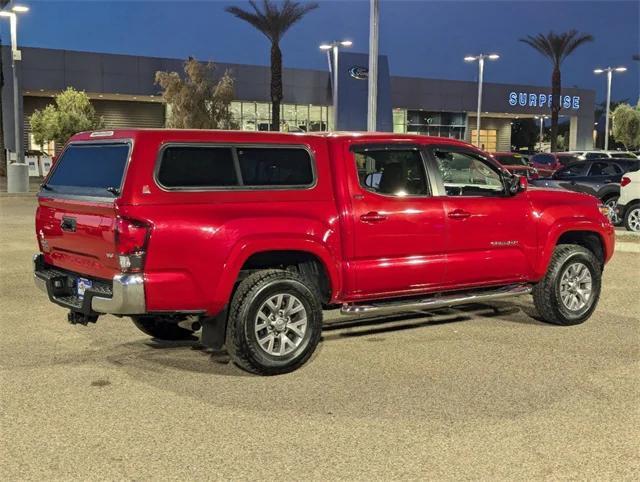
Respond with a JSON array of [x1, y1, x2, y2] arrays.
[[34, 255, 146, 315], [92, 273, 146, 314]]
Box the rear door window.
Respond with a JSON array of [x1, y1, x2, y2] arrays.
[[45, 142, 130, 196], [158, 146, 238, 188]]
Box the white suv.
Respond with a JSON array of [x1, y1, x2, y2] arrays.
[[570, 151, 638, 160], [617, 170, 640, 232]]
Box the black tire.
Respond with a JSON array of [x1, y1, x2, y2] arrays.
[[623, 202, 640, 232], [226, 269, 323, 375], [602, 195, 621, 225], [532, 244, 602, 326], [132, 315, 197, 340]]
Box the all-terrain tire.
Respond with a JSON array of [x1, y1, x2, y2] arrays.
[[226, 269, 323, 375], [532, 244, 602, 326], [132, 316, 197, 340]]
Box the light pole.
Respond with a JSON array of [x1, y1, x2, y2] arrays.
[[535, 115, 549, 151], [1, 4, 29, 193], [464, 53, 499, 147], [594, 66, 626, 150], [319, 40, 352, 131], [367, 0, 379, 132]]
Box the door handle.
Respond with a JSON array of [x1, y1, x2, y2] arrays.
[[360, 211, 388, 223], [448, 209, 471, 220]]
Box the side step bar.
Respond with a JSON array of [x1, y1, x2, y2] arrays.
[[341, 283, 532, 317]]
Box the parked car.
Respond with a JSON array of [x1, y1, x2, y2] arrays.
[[529, 152, 579, 176], [34, 129, 614, 375], [531, 159, 640, 224], [490, 152, 539, 179], [615, 170, 640, 232], [571, 150, 638, 160]]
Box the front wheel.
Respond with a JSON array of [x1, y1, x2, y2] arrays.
[[226, 269, 323, 375], [624, 203, 640, 232], [532, 244, 602, 326]]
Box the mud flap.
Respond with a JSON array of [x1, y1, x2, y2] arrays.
[[200, 308, 228, 350]]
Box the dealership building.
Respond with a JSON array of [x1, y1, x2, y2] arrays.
[[1, 46, 596, 157]]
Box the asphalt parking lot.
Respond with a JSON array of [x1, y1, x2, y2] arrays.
[[1, 196, 639, 480]]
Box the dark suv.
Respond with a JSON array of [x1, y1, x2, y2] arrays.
[[532, 158, 640, 224]]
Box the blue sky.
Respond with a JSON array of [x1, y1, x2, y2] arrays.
[[2, 0, 639, 104]]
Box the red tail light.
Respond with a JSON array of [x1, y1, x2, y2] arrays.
[[115, 217, 150, 272], [621, 176, 631, 187]]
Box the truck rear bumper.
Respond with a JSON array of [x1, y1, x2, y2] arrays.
[[34, 254, 146, 315]]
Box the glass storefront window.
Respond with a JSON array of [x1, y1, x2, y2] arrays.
[[256, 102, 271, 131], [402, 109, 466, 139], [393, 109, 406, 133], [226, 101, 331, 133], [470, 129, 498, 151], [241, 102, 257, 131]]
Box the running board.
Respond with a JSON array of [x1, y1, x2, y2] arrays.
[[341, 283, 532, 317]]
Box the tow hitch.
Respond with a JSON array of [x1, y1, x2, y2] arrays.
[[67, 311, 99, 325]]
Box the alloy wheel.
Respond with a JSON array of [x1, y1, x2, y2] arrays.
[[628, 207, 640, 232], [254, 293, 308, 357], [604, 198, 620, 225], [559, 262, 593, 312]]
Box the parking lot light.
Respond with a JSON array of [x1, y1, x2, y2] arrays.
[[1, 4, 29, 193], [594, 66, 626, 150], [464, 53, 500, 147]]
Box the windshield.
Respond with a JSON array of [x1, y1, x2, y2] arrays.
[[494, 154, 528, 166], [45, 143, 130, 196]]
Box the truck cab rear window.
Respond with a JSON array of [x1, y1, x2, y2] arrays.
[[46, 143, 130, 195], [157, 145, 313, 189], [158, 146, 238, 187], [237, 147, 313, 186]]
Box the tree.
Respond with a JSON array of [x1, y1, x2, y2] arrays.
[[155, 58, 237, 129], [520, 30, 593, 152], [29, 88, 103, 147], [226, 0, 318, 131], [611, 102, 640, 149]]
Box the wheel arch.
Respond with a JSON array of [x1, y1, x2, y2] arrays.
[[536, 227, 608, 279], [211, 238, 342, 314]]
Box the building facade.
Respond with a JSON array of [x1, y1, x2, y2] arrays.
[[1, 46, 596, 156]]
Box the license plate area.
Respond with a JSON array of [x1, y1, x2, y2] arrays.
[[76, 277, 93, 299]]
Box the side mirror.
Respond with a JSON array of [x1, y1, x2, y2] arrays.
[[509, 175, 527, 195]]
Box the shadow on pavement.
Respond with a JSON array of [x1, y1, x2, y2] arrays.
[[107, 300, 542, 376]]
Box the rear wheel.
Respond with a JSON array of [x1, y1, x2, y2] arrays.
[[624, 203, 640, 232], [226, 269, 322, 375], [132, 316, 197, 340], [532, 244, 602, 326]]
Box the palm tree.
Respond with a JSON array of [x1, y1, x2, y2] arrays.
[[226, 0, 318, 131], [520, 30, 593, 152]]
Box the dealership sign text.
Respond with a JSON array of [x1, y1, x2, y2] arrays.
[[509, 92, 580, 110]]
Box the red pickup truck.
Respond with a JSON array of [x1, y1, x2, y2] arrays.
[[34, 130, 615, 375]]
